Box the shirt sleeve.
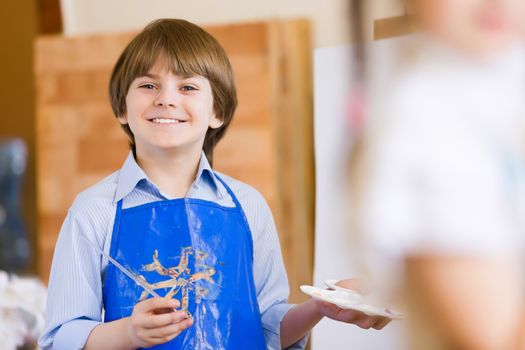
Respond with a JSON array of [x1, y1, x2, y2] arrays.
[[240, 187, 309, 350], [38, 210, 104, 350]]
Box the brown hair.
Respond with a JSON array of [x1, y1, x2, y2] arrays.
[[109, 18, 237, 165]]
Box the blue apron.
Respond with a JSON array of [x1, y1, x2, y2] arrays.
[[102, 175, 267, 349]]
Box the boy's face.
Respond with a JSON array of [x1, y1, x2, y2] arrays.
[[119, 55, 222, 157]]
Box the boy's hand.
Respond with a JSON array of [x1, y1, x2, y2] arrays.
[[314, 299, 391, 330], [314, 278, 391, 330], [126, 297, 194, 348]]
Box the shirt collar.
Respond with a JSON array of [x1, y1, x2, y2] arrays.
[[114, 152, 148, 202], [195, 151, 222, 194], [114, 151, 223, 202]]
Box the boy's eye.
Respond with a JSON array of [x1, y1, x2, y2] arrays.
[[181, 85, 197, 91], [139, 83, 157, 90]]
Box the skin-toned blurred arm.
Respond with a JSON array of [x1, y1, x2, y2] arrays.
[[405, 256, 525, 350]]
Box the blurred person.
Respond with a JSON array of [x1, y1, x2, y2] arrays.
[[350, 0, 525, 349]]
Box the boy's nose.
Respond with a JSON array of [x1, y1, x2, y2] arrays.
[[154, 90, 179, 108], [155, 99, 175, 107]]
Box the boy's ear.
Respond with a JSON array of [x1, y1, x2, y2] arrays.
[[209, 114, 223, 129], [117, 114, 128, 125]]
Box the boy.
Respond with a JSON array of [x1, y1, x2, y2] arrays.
[[39, 19, 389, 350]]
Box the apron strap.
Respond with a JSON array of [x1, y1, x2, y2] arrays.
[[213, 173, 253, 239], [116, 198, 123, 212], [213, 174, 241, 208], [111, 199, 124, 257]]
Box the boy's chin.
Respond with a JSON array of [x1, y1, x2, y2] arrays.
[[140, 141, 202, 154]]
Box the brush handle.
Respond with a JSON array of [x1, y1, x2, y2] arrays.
[[78, 233, 161, 298]]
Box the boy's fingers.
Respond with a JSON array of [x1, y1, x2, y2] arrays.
[[148, 317, 194, 339], [333, 307, 362, 322], [154, 307, 176, 315], [372, 317, 392, 330], [135, 297, 179, 313], [316, 300, 341, 316], [142, 310, 190, 329], [339, 311, 393, 330], [150, 330, 183, 345], [354, 315, 376, 329], [354, 315, 391, 330]]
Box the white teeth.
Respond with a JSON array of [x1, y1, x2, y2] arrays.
[[151, 118, 182, 124]]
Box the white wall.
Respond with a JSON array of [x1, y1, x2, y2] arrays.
[[312, 42, 407, 350], [60, 0, 402, 48], [309, 14, 405, 350], [60, 0, 347, 48]]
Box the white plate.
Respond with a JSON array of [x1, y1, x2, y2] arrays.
[[300, 285, 403, 320]]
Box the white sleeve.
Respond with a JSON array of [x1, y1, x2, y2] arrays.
[[361, 112, 522, 257]]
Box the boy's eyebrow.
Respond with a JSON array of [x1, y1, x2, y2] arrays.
[[138, 73, 160, 79]]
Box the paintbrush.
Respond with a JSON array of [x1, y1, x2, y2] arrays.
[[79, 233, 179, 312]]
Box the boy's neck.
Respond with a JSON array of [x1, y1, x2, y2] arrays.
[[135, 146, 202, 199]]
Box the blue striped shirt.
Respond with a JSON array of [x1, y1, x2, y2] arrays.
[[39, 151, 307, 350]]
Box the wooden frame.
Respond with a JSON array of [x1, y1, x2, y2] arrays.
[[374, 15, 413, 40]]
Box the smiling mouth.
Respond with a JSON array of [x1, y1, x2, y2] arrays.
[[149, 118, 187, 124]]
